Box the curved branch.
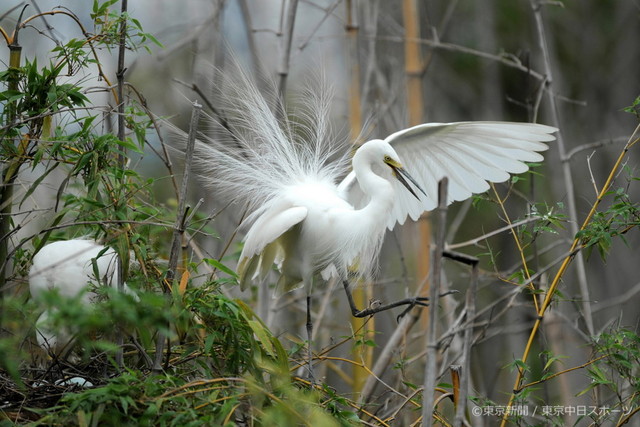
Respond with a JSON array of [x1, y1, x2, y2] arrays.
[[371, 35, 547, 81]]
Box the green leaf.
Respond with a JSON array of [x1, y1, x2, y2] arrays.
[[248, 319, 276, 357], [576, 381, 600, 397], [203, 258, 238, 278], [340, 411, 362, 423], [93, 0, 119, 16], [622, 95, 640, 118], [143, 32, 163, 48], [116, 137, 143, 154]]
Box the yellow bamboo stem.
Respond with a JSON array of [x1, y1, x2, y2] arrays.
[[401, 0, 430, 327]]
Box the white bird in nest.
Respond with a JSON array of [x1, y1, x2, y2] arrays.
[[183, 68, 557, 379], [29, 239, 135, 357]]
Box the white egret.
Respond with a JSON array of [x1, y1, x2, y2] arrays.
[[184, 70, 557, 378], [29, 239, 134, 356]]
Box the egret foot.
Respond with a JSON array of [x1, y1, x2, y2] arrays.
[[342, 281, 458, 321], [395, 296, 431, 321]]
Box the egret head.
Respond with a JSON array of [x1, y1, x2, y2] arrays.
[[356, 140, 426, 200], [384, 156, 426, 200]]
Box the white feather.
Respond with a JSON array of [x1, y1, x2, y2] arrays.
[[181, 72, 557, 294]]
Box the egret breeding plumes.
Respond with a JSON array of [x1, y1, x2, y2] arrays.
[[29, 239, 135, 355], [182, 67, 557, 378]]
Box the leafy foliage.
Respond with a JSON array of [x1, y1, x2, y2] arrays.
[[576, 186, 640, 260], [622, 95, 640, 119]]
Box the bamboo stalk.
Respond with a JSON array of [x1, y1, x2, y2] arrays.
[[276, 0, 299, 99], [0, 5, 27, 318], [401, 0, 430, 308], [402, 0, 425, 127], [114, 0, 128, 369], [529, 0, 593, 335]]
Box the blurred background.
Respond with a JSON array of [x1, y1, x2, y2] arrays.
[[2, 0, 640, 424]]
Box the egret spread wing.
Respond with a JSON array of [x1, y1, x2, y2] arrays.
[[339, 122, 556, 229], [238, 205, 308, 290]]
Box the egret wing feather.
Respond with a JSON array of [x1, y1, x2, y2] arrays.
[[339, 122, 556, 229]]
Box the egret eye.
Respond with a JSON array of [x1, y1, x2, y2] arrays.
[[383, 155, 392, 163]]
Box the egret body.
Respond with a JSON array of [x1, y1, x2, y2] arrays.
[[238, 138, 425, 295], [184, 71, 557, 378]]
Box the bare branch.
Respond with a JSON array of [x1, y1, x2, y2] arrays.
[[152, 101, 202, 372], [276, 0, 299, 98], [422, 178, 448, 427]]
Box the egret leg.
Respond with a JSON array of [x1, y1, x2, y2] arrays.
[[342, 281, 457, 321], [305, 295, 315, 382]]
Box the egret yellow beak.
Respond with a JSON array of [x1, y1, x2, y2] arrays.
[[386, 159, 427, 200]]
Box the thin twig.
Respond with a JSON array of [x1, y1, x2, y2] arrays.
[[447, 217, 539, 250], [563, 136, 628, 162], [586, 151, 600, 197], [358, 303, 420, 405], [31, 1, 58, 44], [298, 0, 342, 51], [491, 184, 539, 313], [592, 281, 640, 313], [370, 35, 547, 82], [515, 354, 608, 393], [114, 81, 179, 195]]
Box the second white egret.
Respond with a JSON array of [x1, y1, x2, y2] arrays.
[[29, 239, 136, 356]]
